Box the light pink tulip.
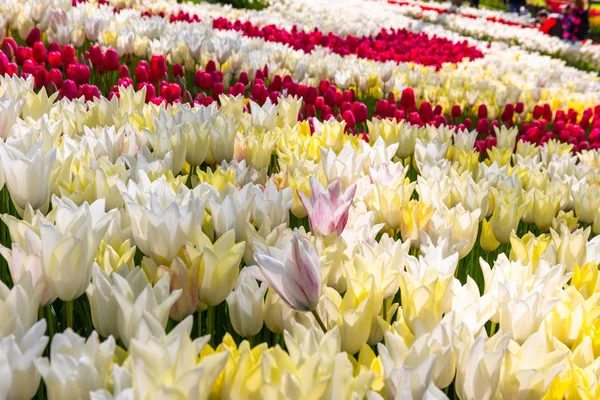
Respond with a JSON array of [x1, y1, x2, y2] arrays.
[[298, 177, 357, 236], [250, 229, 321, 311]]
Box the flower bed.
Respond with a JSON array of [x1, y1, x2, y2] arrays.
[[1, 0, 600, 399]]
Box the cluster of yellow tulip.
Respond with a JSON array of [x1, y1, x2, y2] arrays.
[[0, 70, 599, 399]]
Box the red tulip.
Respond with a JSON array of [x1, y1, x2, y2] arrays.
[[239, 71, 249, 85], [375, 100, 389, 117], [477, 104, 488, 119], [48, 51, 62, 68], [451, 104, 462, 119], [399, 88, 416, 111], [135, 65, 149, 83], [88, 45, 104, 67], [212, 82, 224, 99], [342, 109, 356, 129], [205, 60, 217, 74], [195, 71, 213, 91], [25, 28, 41, 47], [476, 118, 489, 135], [104, 49, 120, 71], [32, 42, 46, 63], [61, 45, 76, 65], [119, 65, 130, 79], [172, 63, 184, 78], [60, 79, 78, 100], [48, 68, 63, 88], [304, 86, 318, 105], [149, 55, 167, 81], [67, 64, 91, 85], [354, 103, 368, 123]]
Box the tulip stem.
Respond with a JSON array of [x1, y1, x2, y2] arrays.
[[66, 300, 73, 330], [207, 306, 215, 344], [489, 322, 497, 336], [311, 309, 328, 332]]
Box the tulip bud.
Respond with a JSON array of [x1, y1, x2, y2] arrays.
[[194, 71, 213, 90], [238, 71, 249, 85], [32, 42, 46, 63], [59, 79, 78, 100], [172, 63, 184, 77], [304, 86, 318, 105], [212, 82, 224, 99], [451, 104, 462, 118], [515, 102, 524, 113], [205, 59, 217, 74], [533, 105, 543, 119], [118, 65, 130, 78], [60, 45, 76, 65], [400, 87, 416, 111], [477, 104, 488, 119], [226, 271, 267, 338], [25, 27, 41, 47], [135, 64, 149, 83], [104, 48, 120, 72], [149, 54, 167, 81], [342, 109, 356, 129], [48, 68, 62, 88]]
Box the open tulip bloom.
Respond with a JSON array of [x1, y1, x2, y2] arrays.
[[2, 0, 600, 398]]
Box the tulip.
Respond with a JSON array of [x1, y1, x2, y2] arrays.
[[149, 55, 167, 81], [196, 230, 246, 307], [0, 232, 55, 306], [251, 229, 322, 312], [455, 333, 509, 400], [0, 320, 48, 400], [550, 225, 590, 273], [0, 273, 40, 339], [127, 333, 228, 400], [86, 264, 127, 340], [119, 175, 206, 264], [0, 141, 56, 216], [35, 330, 115, 400], [298, 177, 357, 237], [226, 270, 267, 337], [113, 269, 181, 348]]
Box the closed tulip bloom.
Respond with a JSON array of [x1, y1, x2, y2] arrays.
[[550, 225, 590, 273], [0, 230, 55, 305], [455, 333, 509, 400], [251, 229, 321, 312], [0, 319, 48, 399], [86, 264, 123, 340], [298, 177, 357, 236], [0, 272, 40, 340], [40, 199, 115, 301], [35, 330, 116, 400], [113, 269, 181, 348], [0, 141, 56, 216], [400, 200, 435, 247], [0, 320, 48, 400], [128, 334, 228, 400], [119, 175, 206, 264], [227, 270, 267, 337], [197, 230, 246, 307]]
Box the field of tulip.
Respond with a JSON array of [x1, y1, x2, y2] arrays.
[[2, 0, 600, 399]]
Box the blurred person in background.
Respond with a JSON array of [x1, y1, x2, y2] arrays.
[[563, 0, 590, 41], [537, 9, 565, 37], [508, 0, 527, 13]]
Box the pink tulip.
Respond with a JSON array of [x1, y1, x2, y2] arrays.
[[251, 229, 321, 312], [298, 177, 357, 236]]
